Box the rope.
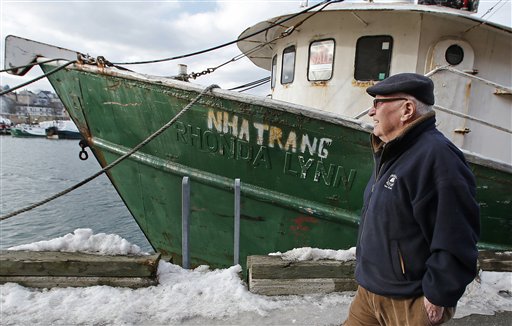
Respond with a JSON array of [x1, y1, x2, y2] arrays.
[[0, 84, 219, 222], [228, 77, 270, 91], [0, 60, 77, 96], [111, 0, 341, 66], [184, 0, 339, 80], [0, 58, 64, 73]]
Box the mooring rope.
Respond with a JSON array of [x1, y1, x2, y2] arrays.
[[0, 84, 219, 222]]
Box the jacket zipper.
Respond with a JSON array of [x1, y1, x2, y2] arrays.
[[360, 146, 387, 242]]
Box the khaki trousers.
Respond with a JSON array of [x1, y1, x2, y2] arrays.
[[343, 286, 455, 326]]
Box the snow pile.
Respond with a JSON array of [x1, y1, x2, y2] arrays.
[[8, 228, 147, 256], [270, 246, 356, 262], [0, 254, 353, 325], [454, 270, 512, 318], [1, 229, 511, 325]]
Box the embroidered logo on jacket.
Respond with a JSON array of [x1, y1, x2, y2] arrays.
[[384, 174, 397, 190]]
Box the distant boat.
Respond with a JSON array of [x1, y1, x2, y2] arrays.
[[0, 117, 12, 135], [4, 0, 511, 270], [10, 124, 46, 138], [45, 120, 82, 140]]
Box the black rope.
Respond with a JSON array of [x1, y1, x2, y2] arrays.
[[238, 79, 271, 93], [0, 60, 77, 96], [185, 1, 338, 80], [229, 77, 270, 91], [112, 0, 340, 66], [0, 58, 64, 74], [0, 84, 219, 222]]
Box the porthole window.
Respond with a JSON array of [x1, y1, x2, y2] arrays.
[[354, 35, 393, 81], [445, 44, 464, 66], [308, 39, 335, 81], [281, 45, 296, 84], [271, 55, 277, 89]]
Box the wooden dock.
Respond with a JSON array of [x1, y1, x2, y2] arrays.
[[0, 250, 160, 288], [248, 250, 512, 296]]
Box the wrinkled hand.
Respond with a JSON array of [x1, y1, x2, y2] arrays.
[[424, 297, 444, 325]]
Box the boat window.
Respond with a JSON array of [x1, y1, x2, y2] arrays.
[[445, 44, 464, 66], [271, 55, 277, 89], [308, 39, 335, 81], [281, 45, 296, 84], [354, 35, 393, 81]]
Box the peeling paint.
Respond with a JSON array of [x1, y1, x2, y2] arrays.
[[290, 216, 319, 232]]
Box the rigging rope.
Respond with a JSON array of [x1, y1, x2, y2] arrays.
[[0, 84, 219, 222], [111, 0, 341, 66], [0, 58, 65, 74], [0, 60, 77, 96], [228, 77, 270, 91], [185, 0, 336, 80]]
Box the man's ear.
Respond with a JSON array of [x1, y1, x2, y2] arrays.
[[401, 101, 416, 122]]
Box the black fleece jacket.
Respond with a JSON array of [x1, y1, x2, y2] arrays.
[[355, 113, 480, 307]]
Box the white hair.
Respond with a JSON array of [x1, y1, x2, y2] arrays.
[[400, 93, 433, 116]]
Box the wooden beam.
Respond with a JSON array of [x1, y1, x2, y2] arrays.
[[0, 250, 160, 288], [478, 250, 512, 272], [247, 250, 512, 296], [247, 255, 356, 296]]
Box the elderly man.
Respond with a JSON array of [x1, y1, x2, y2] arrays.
[[344, 73, 480, 325]]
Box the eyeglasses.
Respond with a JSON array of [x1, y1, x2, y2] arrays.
[[373, 97, 408, 109]]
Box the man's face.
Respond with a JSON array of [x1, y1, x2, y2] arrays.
[[368, 95, 408, 142]]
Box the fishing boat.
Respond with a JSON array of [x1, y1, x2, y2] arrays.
[[4, 0, 511, 270], [45, 120, 82, 140], [10, 124, 47, 138], [0, 117, 12, 135]]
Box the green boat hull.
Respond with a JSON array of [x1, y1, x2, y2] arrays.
[[41, 64, 512, 270], [10, 127, 46, 138]]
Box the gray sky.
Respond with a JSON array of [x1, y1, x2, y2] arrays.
[[1, 0, 510, 95]]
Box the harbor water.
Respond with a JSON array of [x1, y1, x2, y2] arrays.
[[0, 136, 152, 251]]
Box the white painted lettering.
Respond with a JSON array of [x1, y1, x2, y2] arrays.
[[318, 138, 332, 158], [301, 134, 318, 156], [239, 119, 250, 142], [253, 122, 269, 146], [269, 126, 284, 149], [207, 110, 223, 132]]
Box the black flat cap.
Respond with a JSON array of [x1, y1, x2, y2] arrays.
[[366, 73, 435, 105]]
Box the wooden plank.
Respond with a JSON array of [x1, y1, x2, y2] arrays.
[[478, 250, 512, 272], [0, 276, 157, 289], [0, 251, 160, 277], [248, 278, 357, 296], [247, 251, 512, 296], [247, 255, 355, 279]]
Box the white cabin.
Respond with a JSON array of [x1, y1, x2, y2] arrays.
[[237, 0, 512, 165]]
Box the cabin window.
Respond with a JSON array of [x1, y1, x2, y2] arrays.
[[445, 44, 464, 65], [281, 45, 296, 84], [271, 55, 277, 89], [354, 35, 393, 81], [308, 39, 335, 81]]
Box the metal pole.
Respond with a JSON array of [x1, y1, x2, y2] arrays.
[[234, 178, 240, 266], [182, 176, 190, 269]]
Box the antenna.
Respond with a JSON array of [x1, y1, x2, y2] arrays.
[[300, 1, 308, 8]]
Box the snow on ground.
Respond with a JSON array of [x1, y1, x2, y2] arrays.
[[1, 229, 511, 325]]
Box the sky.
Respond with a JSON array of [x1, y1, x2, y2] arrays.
[[1, 228, 511, 325], [0, 0, 511, 96]]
